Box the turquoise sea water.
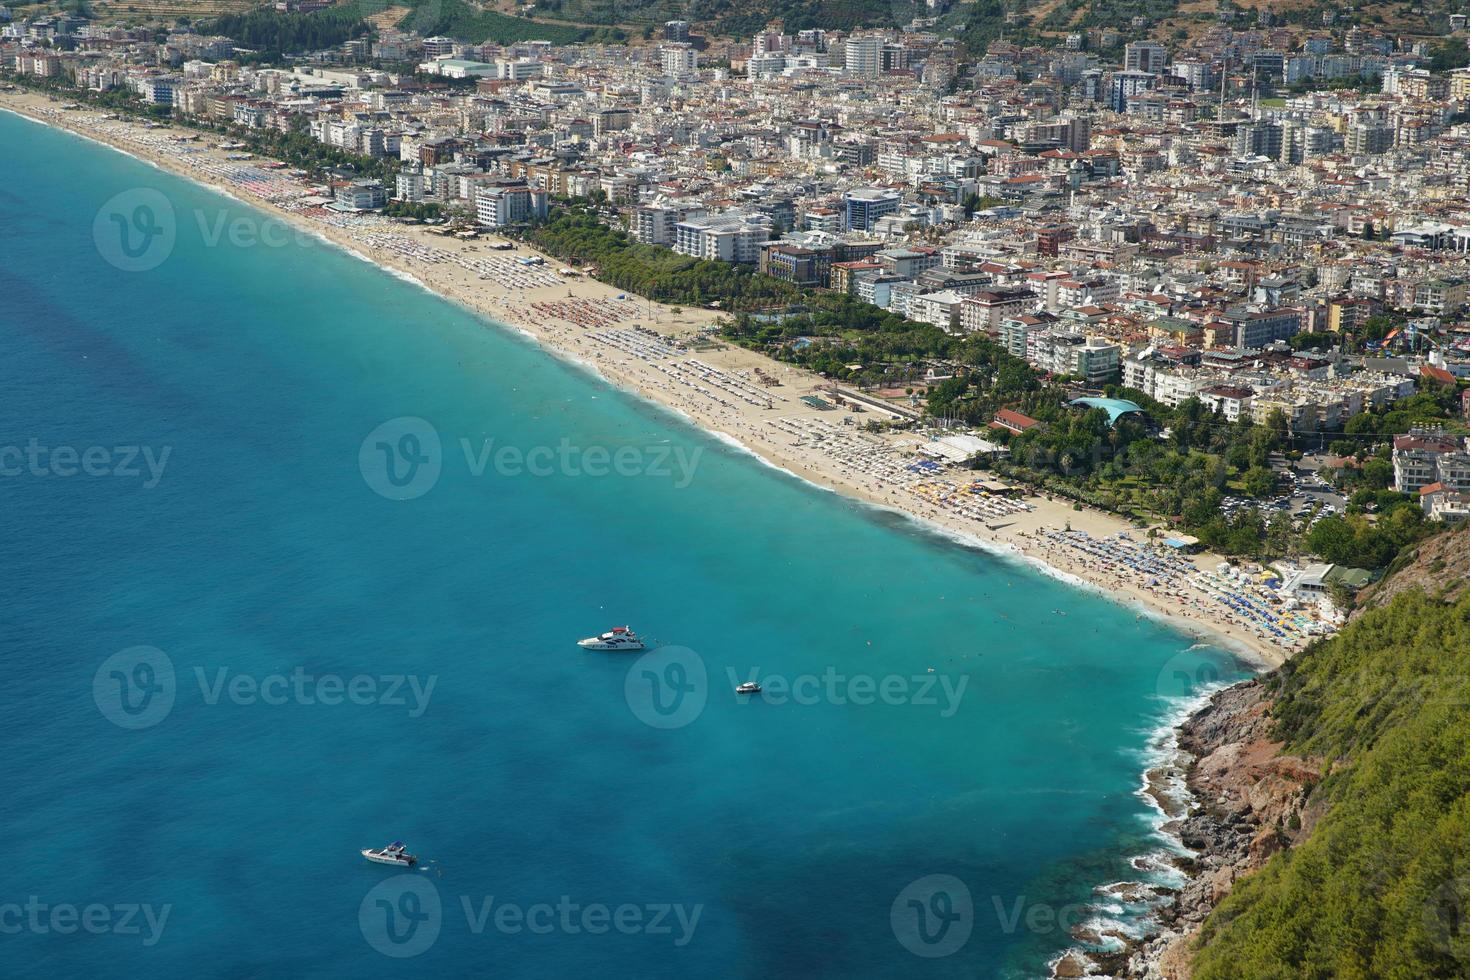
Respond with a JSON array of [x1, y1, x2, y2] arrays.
[[0, 110, 1249, 978]]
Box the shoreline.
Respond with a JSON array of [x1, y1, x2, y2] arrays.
[[0, 93, 1298, 672], [4, 91, 1294, 978]]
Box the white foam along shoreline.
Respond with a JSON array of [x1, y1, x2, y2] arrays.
[[1048, 684, 1234, 974], [9, 93, 1287, 980], [2, 96, 1295, 674]]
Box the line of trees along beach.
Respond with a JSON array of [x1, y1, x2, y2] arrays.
[[527, 209, 804, 309]]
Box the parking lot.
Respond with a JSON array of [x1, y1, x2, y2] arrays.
[[1220, 455, 1349, 526]]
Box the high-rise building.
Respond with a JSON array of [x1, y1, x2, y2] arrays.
[[1347, 123, 1393, 155], [422, 36, 457, 59], [844, 34, 884, 78], [1235, 120, 1283, 159], [664, 20, 690, 43], [661, 43, 698, 80], [843, 188, 902, 232], [633, 204, 679, 245], [475, 182, 548, 228], [1124, 41, 1167, 74], [1107, 70, 1153, 111]]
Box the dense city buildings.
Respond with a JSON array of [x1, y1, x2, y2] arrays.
[[8, 8, 1470, 448]]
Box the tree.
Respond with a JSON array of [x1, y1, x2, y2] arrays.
[[1266, 509, 1294, 557], [1361, 457, 1393, 490], [1265, 408, 1291, 447], [1242, 465, 1277, 498]]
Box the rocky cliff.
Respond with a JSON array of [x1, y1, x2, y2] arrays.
[[1130, 526, 1470, 977], [1354, 522, 1470, 613], [1121, 681, 1321, 978]]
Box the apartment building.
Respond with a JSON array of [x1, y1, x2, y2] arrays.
[[632, 204, 681, 246], [474, 182, 548, 228], [959, 289, 1039, 335], [673, 213, 770, 264], [1224, 307, 1301, 348], [843, 188, 902, 232], [1391, 429, 1466, 492]]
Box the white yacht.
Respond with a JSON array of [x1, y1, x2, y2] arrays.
[[577, 626, 645, 651], [361, 841, 417, 867]]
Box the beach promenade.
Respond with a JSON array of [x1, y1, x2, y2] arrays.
[[2, 89, 1313, 666]]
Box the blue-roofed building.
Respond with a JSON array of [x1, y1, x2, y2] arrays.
[[1068, 396, 1144, 424]]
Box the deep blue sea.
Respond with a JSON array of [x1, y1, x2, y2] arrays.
[[0, 109, 1249, 978]]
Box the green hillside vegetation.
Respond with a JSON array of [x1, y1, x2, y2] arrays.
[[526, 0, 912, 34], [529, 0, 683, 27], [389, 0, 595, 44], [204, 0, 597, 51], [206, 6, 371, 53], [697, 0, 914, 35], [1191, 577, 1470, 979]]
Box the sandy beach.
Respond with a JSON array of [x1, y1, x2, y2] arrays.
[[3, 88, 1314, 668]]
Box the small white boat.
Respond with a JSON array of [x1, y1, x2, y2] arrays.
[[736, 682, 762, 694], [577, 626, 645, 651], [361, 841, 417, 867]]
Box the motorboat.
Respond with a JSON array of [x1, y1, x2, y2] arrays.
[[361, 841, 417, 867], [577, 626, 645, 651], [735, 682, 762, 694]]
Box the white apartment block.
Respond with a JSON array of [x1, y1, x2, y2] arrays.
[[395, 171, 425, 203], [910, 290, 965, 331], [660, 44, 697, 80], [673, 213, 770, 264], [496, 58, 543, 81], [632, 204, 679, 246], [474, 183, 548, 228], [959, 289, 1037, 334], [844, 35, 883, 78]]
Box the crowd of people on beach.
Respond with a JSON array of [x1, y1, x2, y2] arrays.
[[909, 479, 1034, 524], [79, 114, 304, 199], [1025, 528, 1332, 649], [767, 417, 922, 488], [348, 227, 562, 289], [637, 357, 783, 411], [588, 326, 682, 360], [42, 105, 1329, 659], [529, 297, 641, 330]]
